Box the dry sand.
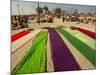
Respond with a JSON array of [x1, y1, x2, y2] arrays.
[[46, 33, 54, 72]]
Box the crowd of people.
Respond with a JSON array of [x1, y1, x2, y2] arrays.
[[11, 13, 96, 29], [62, 14, 96, 25], [37, 15, 53, 23], [11, 15, 29, 30]]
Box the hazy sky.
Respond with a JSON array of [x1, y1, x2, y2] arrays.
[[11, 0, 96, 15]]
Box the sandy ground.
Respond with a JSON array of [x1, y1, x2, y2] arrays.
[[46, 33, 54, 72], [28, 19, 96, 32], [64, 22, 96, 32], [12, 19, 96, 35], [11, 18, 96, 71]]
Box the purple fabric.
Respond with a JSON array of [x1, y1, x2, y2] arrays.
[[48, 28, 80, 71]]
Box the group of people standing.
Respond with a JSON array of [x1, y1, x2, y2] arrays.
[[11, 15, 29, 30], [62, 15, 96, 25]]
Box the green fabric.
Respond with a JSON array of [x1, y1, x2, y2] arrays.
[[64, 28, 96, 49], [57, 28, 96, 66], [12, 31, 48, 74]]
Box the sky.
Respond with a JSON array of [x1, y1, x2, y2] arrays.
[[11, 0, 96, 15]]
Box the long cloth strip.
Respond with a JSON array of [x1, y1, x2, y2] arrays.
[[57, 28, 96, 66], [12, 31, 48, 74], [48, 28, 80, 72], [12, 30, 30, 42], [64, 28, 95, 49], [76, 28, 96, 39]]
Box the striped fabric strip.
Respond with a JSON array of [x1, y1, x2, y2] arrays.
[[48, 28, 80, 71], [63, 28, 95, 49], [57, 28, 96, 66], [12, 30, 30, 42], [76, 28, 96, 39], [12, 31, 48, 74]]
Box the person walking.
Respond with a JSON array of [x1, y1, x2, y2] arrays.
[[62, 16, 65, 23]]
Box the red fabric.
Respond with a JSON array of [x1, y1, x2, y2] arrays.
[[11, 30, 30, 42], [77, 28, 96, 39]]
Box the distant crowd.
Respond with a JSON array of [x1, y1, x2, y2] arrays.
[[11, 14, 96, 30], [11, 15, 29, 30], [62, 15, 96, 24]]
